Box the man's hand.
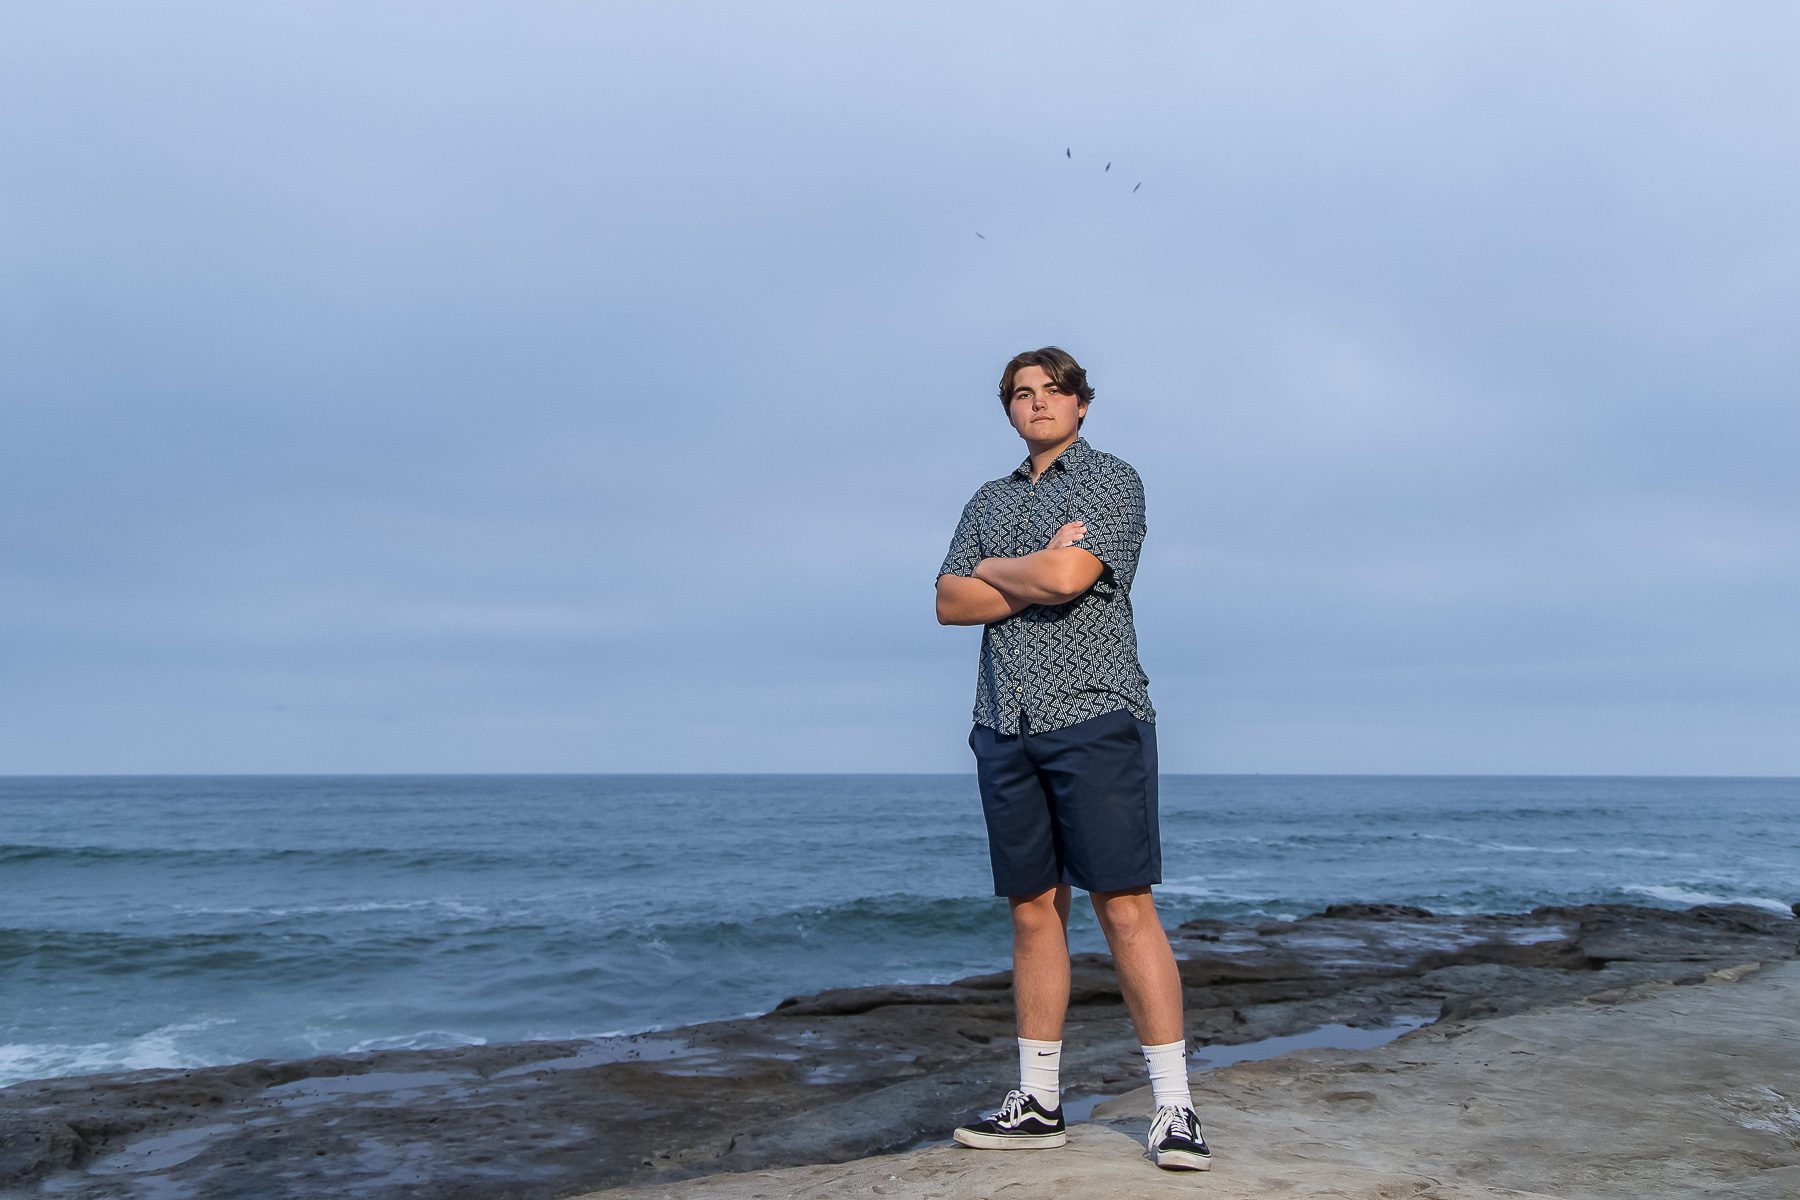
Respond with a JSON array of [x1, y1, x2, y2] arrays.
[[1046, 520, 1087, 551]]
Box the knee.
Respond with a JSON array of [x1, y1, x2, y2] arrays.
[[1010, 891, 1066, 939], [1092, 890, 1159, 941]]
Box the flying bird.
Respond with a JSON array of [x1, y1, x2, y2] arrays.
[[970, 149, 1145, 244]]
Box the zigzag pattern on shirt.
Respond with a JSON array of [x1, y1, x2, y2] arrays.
[[936, 436, 1155, 736]]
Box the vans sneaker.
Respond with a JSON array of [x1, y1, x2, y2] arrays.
[[1148, 1104, 1211, 1170], [952, 1088, 1068, 1149]]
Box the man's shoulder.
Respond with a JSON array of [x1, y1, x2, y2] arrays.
[[1077, 444, 1143, 486], [971, 472, 1018, 496]]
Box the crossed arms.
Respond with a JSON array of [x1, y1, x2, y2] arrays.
[[935, 520, 1106, 626]]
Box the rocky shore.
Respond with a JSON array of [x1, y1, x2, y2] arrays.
[[595, 954, 1800, 1200], [2, 900, 1795, 1199]]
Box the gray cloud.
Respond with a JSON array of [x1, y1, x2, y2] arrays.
[[2, 3, 1796, 773]]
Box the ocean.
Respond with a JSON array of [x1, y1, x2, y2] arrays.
[[2, 773, 1794, 1089]]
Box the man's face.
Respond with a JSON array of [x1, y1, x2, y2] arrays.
[[1006, 365, 1087, 444]]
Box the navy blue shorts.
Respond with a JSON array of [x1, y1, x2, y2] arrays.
[[968, 707, 1162, 897]]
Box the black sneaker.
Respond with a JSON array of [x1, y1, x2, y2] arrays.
[[952, 1088, 1068, 1149], [1148, 1104, 1211, 1170]]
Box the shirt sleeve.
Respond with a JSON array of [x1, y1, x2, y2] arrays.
[[936, 489, 985, 582], [1070, 465, 1146, 593]]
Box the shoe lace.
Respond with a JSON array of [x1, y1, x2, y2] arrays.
[[1151, 1104, 1194, 1144], [990, 1088, 1033, 1125]]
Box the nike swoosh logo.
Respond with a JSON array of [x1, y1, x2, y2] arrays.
[[1036, 1051, 1056, 1056]]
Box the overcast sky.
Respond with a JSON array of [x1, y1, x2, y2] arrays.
[[3, 3, 1796, 775]]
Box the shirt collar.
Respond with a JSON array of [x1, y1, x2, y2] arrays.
[[1012, 435, 1092, 480]]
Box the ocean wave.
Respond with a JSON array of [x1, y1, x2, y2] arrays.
[[1174, 831, 1483, 850], [1155, 876, 1277, 903], [171, 898, 493, 919], [0, 925, 410, 976], [1442, 806, 1631, 820], [1190, 832, 1683, 861], [1414, 836, 1687, 861], [1623, 885, 1795, 914], [340, 1029, 491, 1054], [0, 895, 1000, 987], [0, 842, 522, 870], [0, 1016, 235, 1088], [579, 893, 1005, 966]]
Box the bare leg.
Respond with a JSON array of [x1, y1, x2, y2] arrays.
[[1009, 883, 1073, 1041], [1089, 886, 1184, 1045]]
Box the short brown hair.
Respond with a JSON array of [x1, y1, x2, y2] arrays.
[[998, 346, 1095, 429]]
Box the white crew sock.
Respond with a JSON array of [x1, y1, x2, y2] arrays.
[[1017, 1037, 1062, 1110], [1141, 1039, 1193, 1111]]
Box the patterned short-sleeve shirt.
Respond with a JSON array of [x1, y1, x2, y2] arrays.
[[937, 435, 1156, 735]]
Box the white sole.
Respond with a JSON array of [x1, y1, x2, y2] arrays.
[[1154, 1148, 1213, 1171], [953, 1128, 1068, 1149]]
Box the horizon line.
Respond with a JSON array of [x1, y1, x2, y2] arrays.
[[3, 770, 1797, 782]]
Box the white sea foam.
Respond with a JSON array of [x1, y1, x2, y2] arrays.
[[1156, 875, 1270, 902], [343, 1029, 490, 1053], [174, 898, 491, 919], [1625, 885, 1793, 914], [0, 1016, 235, 1089]]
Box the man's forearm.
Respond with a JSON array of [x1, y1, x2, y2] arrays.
[[936, 574, 1034, 626], [973, 551, 1078, 606]]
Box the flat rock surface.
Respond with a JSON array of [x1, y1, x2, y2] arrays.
[[586, 958, 1800, 1199], [3, 902, 1794, 1198]]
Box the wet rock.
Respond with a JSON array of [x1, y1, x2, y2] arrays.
[[2, 900, 1794, 1200], [773, 984, 991, 1017], [0, 1112, 85, 1183], [1316, 903, 1436, 920], [1412, 938, 1596, 973], [1539, 901, 1798, 963]]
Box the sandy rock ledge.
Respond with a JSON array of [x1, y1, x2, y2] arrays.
[[586, 958, 1800, 1200]]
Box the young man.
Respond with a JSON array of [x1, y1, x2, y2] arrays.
[[934, 346, 1210, 1172]]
